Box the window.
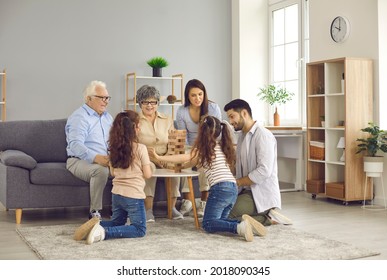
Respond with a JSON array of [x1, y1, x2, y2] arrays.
[[269, 0, 309, 126]]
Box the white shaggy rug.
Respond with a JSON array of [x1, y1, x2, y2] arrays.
[[16, 217, 379, 260]]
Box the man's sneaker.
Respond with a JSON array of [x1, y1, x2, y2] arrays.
[[242, 214, 267, 237], [179, 199, 193, 216], [197, 200, 206, 217], [146, 209, 155, 223], [86, 223, 105, 245], [237, 220, 253, 242], [268, 208, 293, 225], [172, 207, 184, 220], [73, 217, 100, 241], [88, 210, 101, 220]]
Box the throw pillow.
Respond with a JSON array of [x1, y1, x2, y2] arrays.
[[0, 150, 37, 170]]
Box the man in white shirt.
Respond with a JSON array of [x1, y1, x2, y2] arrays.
[[224, 99, 292, 225]]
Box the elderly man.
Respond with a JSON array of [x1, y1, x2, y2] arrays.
[[65, 80, 113, 219]]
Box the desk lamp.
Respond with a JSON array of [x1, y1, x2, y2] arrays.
[[337, 137, 345, 161]]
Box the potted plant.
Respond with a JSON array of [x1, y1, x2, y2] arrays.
[[257, 84, 294, 126], [146, 57, 169, 77], [356, 122, 387, 177]]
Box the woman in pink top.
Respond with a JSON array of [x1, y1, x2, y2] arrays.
[[74, 110, 152, 244]]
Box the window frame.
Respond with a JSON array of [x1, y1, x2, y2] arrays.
[[268, 0, 308, 126]]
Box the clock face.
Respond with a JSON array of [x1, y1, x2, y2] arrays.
[[330, 16, 350, 43]]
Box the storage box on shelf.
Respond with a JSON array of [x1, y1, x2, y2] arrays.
[[306, 179, 325, 197], [326, 182, 345, 198], [309, 140, 325, 160], [125, 72, 183, 118], [306, 57, 373, 204]]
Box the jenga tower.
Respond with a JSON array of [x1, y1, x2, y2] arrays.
[[167, 130, 186, 172]]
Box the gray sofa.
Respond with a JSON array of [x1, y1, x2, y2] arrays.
[[0, 119, 113, 224], [0, 119, 200, 224]]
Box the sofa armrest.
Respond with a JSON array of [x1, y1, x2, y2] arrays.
[[0, 150, 37, 170]]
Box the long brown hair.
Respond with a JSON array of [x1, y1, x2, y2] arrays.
[[108, 110, 139, 169], [183, 79, 209, 117], [191, 115, 235, 170]]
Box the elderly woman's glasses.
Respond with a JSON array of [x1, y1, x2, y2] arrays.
[[141, 100, 158, 106]]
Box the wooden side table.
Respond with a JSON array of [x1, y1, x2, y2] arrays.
[[152, 169, 200, 228]]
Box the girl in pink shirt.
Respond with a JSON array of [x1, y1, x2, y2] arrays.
[[74, 110, 152, 244]]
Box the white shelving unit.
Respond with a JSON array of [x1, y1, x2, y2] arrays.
[[125, 72, 183, 119], [0, 69, 6, 122], [306, 57, 373, 204]]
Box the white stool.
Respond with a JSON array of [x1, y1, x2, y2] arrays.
[[362, 172, 387, 210]]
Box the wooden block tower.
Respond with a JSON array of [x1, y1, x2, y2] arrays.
[[166, 130, 187, 172]]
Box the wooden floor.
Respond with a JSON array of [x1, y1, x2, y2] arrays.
[[1, 191, 386, 260]]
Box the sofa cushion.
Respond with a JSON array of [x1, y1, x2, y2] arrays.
[[0, 119, 68, 163], [30, 162, 88, 186], [0, 150, 37, 170]]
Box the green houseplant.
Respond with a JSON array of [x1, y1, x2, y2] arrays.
[[356, 122, 387, 157], [356, 122, 387, 176], [146, 57, 169, 77], [257, 84, 294, 126]]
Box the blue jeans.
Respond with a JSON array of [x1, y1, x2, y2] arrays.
[[100, 194, 146, 239], [202, 182, 239, 234]]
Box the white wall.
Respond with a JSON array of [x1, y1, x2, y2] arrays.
[[0, 0, 232, 121], [309, 0, 379, 62], [309, 0, 379, 121], [378, 0, 387, 207], [309, 0, 387, 205], [378, 0, 387, 129], [232, 0, 268, 124]]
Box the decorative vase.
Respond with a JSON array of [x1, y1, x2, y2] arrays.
[[152, 68, 162, 77], [363, 156, 384, 177], [273, 107, 280, 126]]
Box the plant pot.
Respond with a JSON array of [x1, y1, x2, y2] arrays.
[[273, 107, 280, 126], [152, 68, 162, 77], [363, 156, 384, 177]]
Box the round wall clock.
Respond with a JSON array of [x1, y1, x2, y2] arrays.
[[330, 16, 350, 43]]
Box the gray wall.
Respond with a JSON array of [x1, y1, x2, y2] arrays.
[[0, 0, 231, 121]]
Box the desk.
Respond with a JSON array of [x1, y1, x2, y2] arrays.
[[152, 169, 200, 228], [266, 127, 305, 192]]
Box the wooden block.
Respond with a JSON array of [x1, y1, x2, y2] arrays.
[[167, 130, 187, 172]]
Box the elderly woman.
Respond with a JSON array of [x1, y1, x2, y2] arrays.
[[136, 85, 183, 222]]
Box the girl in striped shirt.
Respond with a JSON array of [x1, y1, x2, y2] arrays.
[[150, 115, 266, 241]]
